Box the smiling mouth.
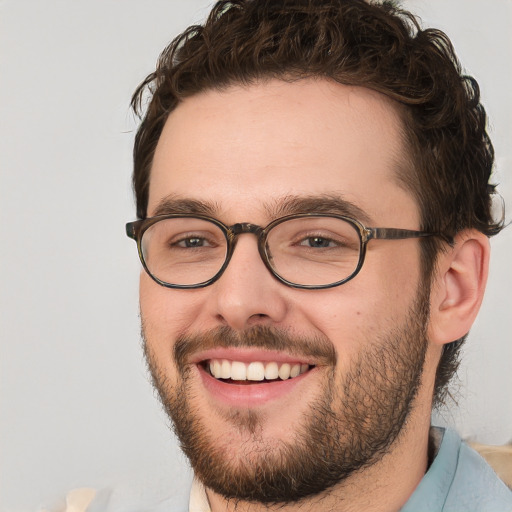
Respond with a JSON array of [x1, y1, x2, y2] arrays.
[[204, 359, 314, 383]]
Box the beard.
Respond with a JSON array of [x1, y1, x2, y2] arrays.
[[142, 287, 429, 506]]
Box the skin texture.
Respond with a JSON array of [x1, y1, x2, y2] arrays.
[[139, 78, 489, 512]]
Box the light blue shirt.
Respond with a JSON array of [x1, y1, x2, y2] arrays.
[[401, 428, 512, 512]]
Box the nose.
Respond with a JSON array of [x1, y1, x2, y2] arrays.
[[206, 234, 289, 331]]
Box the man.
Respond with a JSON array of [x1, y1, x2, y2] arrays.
[[123, 0, 511, 510]]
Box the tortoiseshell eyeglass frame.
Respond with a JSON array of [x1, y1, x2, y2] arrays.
[[126, 213, 444, 290]]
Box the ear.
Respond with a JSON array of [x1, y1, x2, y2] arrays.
[[428, 230, 490, 346]]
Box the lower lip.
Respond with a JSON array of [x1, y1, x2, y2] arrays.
[[197, 364, 315, 407]]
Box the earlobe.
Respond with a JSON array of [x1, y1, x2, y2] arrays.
[[428, 230, 490, 346]]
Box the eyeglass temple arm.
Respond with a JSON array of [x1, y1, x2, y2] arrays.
[[365, 227, 452, 243], [369, 227, 432, 239]]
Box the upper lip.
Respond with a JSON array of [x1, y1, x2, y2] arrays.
[[189, 348, 317, 366]]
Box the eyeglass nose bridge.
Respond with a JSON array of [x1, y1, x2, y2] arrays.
[[226, 220, 267, 249], [228, 222, 264, 237], [222, 222, 273, 279]]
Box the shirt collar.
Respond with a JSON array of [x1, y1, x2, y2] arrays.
[[189, 477, 211, 512]]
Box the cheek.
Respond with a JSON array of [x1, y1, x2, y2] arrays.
[[364, 241, 423, 305], [139, 274, 193, 358], [140, 274, 167, 329], [139, 273, 217, 357], [297, 246, 422, 357], [296, 287, 377, 362]]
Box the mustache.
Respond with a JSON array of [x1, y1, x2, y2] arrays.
[[173, 325, 337, 371]]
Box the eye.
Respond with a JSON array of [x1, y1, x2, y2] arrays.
[[295, 233, 346, 249], [172, 234, 217, 248], [297, 236, 341, 248], [175, 237, 209, 248]]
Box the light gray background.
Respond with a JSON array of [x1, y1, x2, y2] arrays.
[[1, 1, 511, 510]]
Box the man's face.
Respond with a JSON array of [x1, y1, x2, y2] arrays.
[[140, 79, 431, 503]]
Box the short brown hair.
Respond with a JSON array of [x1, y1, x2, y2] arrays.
[[131, 0, 504, 406]]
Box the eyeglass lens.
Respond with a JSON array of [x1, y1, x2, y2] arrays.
[[140, 216, 362, 287]]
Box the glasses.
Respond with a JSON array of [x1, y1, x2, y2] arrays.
[[126, 213, 435, 290]]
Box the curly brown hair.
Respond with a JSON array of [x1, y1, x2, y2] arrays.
[[131, 0, 504, 407]]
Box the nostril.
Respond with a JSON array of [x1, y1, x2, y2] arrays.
[[248, 313, 271, 323]]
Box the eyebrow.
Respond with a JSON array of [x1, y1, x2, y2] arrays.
[[266, 194, 373, 225], [152, 195, 222, 217], [151, 193, 372, 225]]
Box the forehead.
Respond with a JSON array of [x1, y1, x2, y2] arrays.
[[149, 78, 417, 225]]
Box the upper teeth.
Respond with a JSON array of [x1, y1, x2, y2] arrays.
[[208, 359, 310, 381]]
